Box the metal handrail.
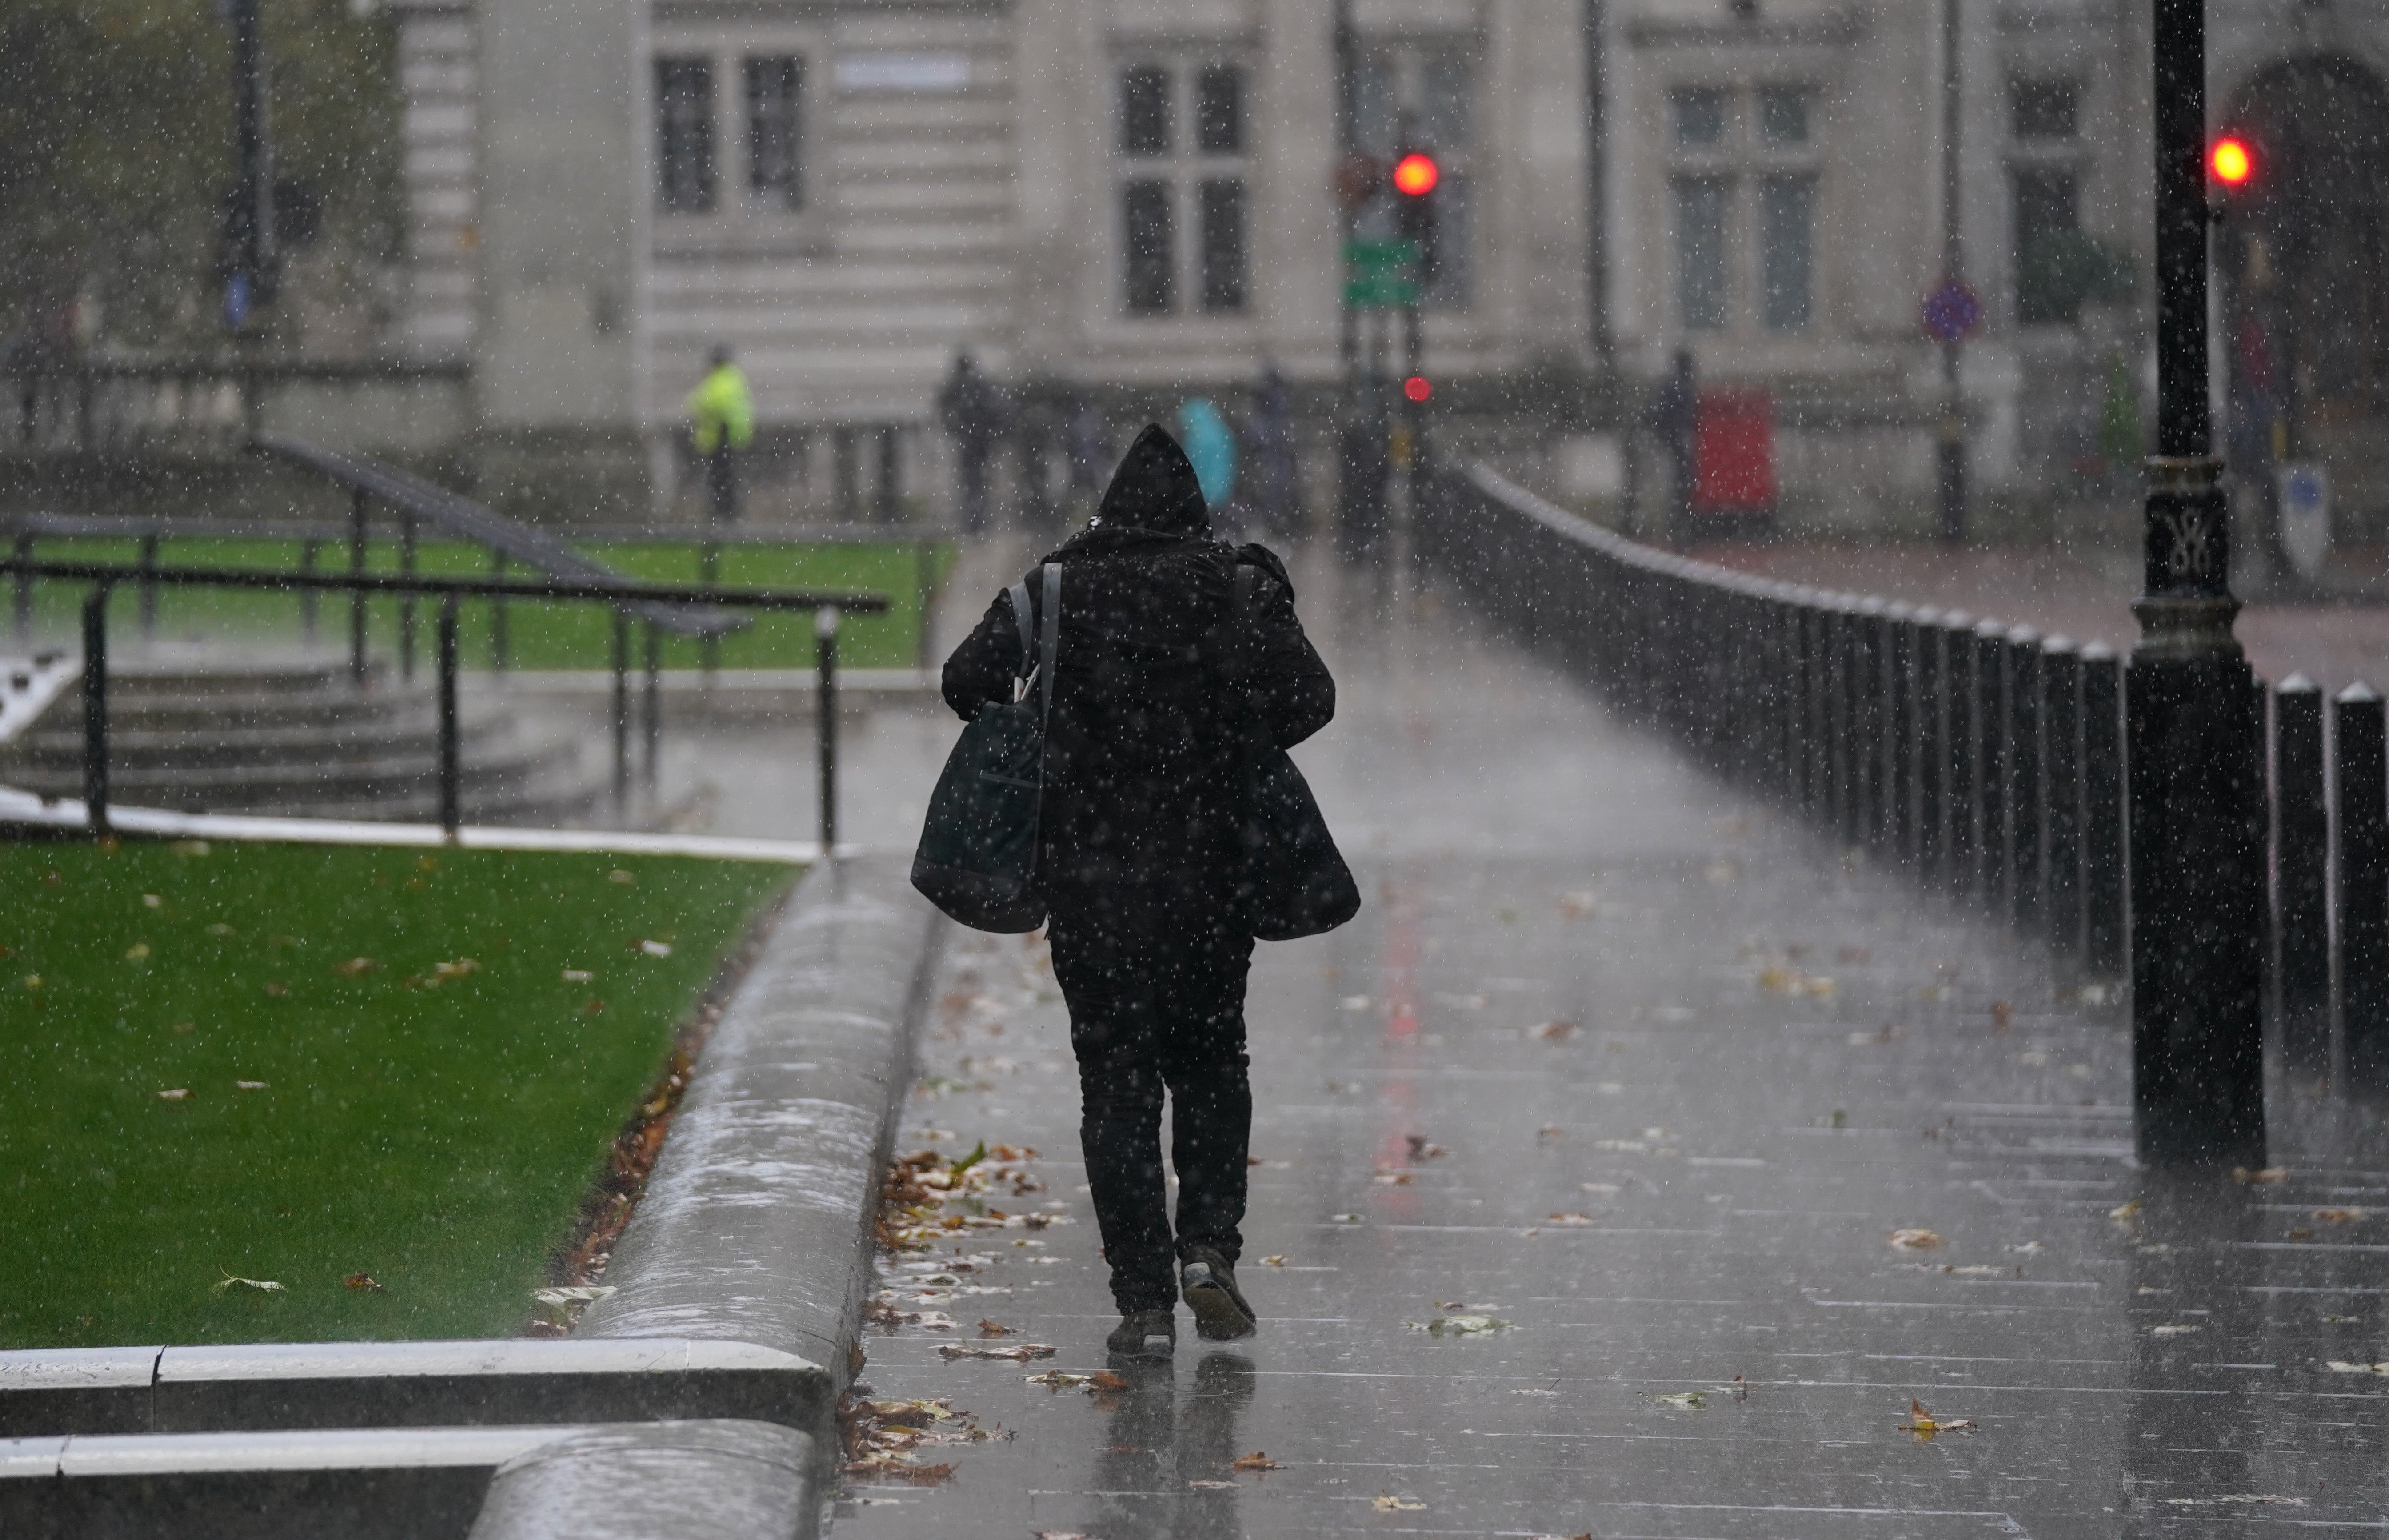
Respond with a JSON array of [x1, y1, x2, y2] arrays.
[[8, 559, 875, 850]]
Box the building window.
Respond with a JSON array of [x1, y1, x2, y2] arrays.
[[1116, 60, 1250, 316], [1672, 88, 1729, 148], [1666, 82, 1821, 334], [1122, 66, 1171, 156], [2012, 167, 2082, 324], [745, 56, 803, 213], [656, 58, 716, 214], [1123, 180, 1175, 313], [1351, 41, 1477, 307], [1199, 179, 1248, 310], [2010, 80, 2080, 140], [1759, 175, 1814, 330], [1675, 178, 1731, 331]]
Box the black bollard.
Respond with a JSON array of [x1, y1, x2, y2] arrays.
[[2005, 626, 2043, 933], [2339, 683, 2389, 1094], [1852, 598, 1886, 848], [436, 593, 461, 835], [1885, 603, 1916, 860], [2081, 643, 2125, 977], [1974, 619, 2009, 909], [2041, 638, 2084, 958], [1913, 606, 1945, 882], [2274, 675, 2329, 1069], [1942, 612, 1977, 898], [81, 585, 110, 834]]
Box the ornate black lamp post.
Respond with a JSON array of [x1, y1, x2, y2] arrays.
[[2128, 0, 2267, 1165]]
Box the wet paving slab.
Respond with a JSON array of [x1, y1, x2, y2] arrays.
[[830, 559, 2389, 1539]]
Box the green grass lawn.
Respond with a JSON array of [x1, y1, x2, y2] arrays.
[[0, 838, 795, 1348], [13, 535, 952, 671]]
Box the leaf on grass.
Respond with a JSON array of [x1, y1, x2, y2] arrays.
[[343, 1272, 384, 1293], [2324, 1360, 2389, 1374], [157, 1088, 191, 1101], [1231, 1451, 1282, 1471], [1898, 1398, 1974, 1438], [1650, 1391, 1707, 1409], [638, 939, 673, 958], [142, 894, 162, 909], [235, 1081, 267, 1091], [214, 1273, 284, 1294], [941, 1341, 1055, 1362], [562, 969, 594, 983], [264, 981, 288, 997], [430, 958, 479, 981], [124, 943, 149, 961], [1888, 1229, 1944, 1251], [1372, 1496, 1426, 1512], [334, 957, 377, 977], [608, 869, 636, 886]]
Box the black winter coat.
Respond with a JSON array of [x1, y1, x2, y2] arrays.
[[940, 426, 1334, 915]]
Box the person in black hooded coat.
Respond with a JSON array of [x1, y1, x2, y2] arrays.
[[941, 424, 1334, 1357]]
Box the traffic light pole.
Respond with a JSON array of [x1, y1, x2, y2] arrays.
[[224, 0, 277, 331], [1935, 0, 1967, 544], [2128, 0, 2267, 1165]]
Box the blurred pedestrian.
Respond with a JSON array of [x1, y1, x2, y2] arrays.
[[939, 425, 1334, 1360], [1066, 394, 1111, 514], [939, 351, 1010, 535], [1176, 397, 1237, 512], [686, 344, 755, 524], [1335, 380, 1392, 562], [1246, 364, 1300, 539], [1647, 348, 1698, 545]]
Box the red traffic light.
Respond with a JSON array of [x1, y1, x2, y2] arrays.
[[1402, 375, 1432, 403], [2210, 136, 2254, 187], [1392, 152, 1440, 198]]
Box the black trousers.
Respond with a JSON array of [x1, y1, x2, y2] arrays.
[[1047, 888, 1254, 1314], [705, 449, 739, 523]]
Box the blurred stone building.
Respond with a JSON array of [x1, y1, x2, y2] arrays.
[[382, 0, 2389, 536]]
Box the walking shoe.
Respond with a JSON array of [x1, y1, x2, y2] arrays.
[[1179, 1246, 1258, 1340], [1106, 1308, 1176, 1360]]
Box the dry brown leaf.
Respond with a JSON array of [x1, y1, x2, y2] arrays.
[[1888, 1228, 1945, 1251], [1532, 1020, 1578, 1043], [2317, 1207, 2368, 1225], [342, 1272, 384, 1293], [1898, 1398, 1974, 1439], [1232, 1452, 1283, 1471], [976, 1318, 1015, 1337], [1373, 1495, 1426, 1512]]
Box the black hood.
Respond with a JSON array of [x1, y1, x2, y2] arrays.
[[1095, 424, 1208, 535]]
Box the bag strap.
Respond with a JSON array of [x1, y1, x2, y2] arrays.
[[1230, 563, 1260, 685], [1038, 563, 1061, 722], [1007, 577, 1034, 682]]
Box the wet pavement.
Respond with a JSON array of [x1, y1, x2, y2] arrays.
[[811, 547, 2387, 1537]]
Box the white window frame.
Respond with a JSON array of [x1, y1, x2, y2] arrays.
[[648, 21, 827, 255], [1663, 80, 1824, 338], [1111, 52, 1258, 322]]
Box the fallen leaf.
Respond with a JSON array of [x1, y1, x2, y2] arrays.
[[342, 1272, 384, 1293], [156, 1088, 191, 1101], [1373, 1169, 1416, 1185], [141, 894, 161, 909], [1546, 1212, 1595, 1226], [2109, 1197, 2143, 1222], [1258, 1255, 1288, 1267], [1990, 1000, 2013, 1032], [234, 1081, 267, 1091], [2324, 1360, 2389, 1374], [2232, 1166, 2289, 1185], [1330, 1212, 1363, 1224], [430, 958, 479, 980], [1231, 1451, 1282, 1471], [2152, 1324, 2199, 1337], [214, 1273, 284, 1294], [1651, 1391, 1707, 1408], [1888, 1228, 1944, 1251], [1087, 1371, 1129, 1392], [976, 1319, 1015, 1337], [1532, 1020, 1578, 1043], [333, 957, 376, 977], [942, 1342, 1055, 1362], [608, 869, 636, 886], [1405, 1135, 1449, 1159], [638, 939, 673, 958], [1412, 1313, 1510, 1335], [1372, 1496, 1426, 1512], [530, 1285, 615, 1325], [1898, 1398, 1974, 1438], [1188, 1478, 1238, 1490], [1025, 1369, 1095, 1388], [562, 969, 594, 982], [123, 943, 149, 961], [2316, 1207, 2368, 1225]]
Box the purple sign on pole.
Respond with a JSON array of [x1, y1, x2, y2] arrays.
[[1922, 277, 1982, 343]]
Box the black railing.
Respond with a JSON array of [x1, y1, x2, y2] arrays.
[[5, 559, 884, 851], [1421, 461, 2134, 974]]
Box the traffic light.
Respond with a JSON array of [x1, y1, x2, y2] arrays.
[[1391, 148, 1440, 284], [2210, 135, 2255, 190], [1402, 375, 1431, 403]]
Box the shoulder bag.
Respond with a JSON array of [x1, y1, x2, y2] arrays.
[[1230, 563, 1361, 940], [911, 563, 1061, 932]]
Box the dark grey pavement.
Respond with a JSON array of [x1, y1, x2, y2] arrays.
[[823, 548, 2389, 1539]]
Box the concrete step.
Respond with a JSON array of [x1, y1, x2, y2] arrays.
[[8, 703, 510, 770], [1, 734, 588, 811]]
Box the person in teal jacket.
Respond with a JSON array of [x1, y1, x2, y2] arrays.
[[687, 345, 755, 523], [1176, 397, 1236, 513]]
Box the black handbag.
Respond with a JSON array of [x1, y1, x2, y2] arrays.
[[1230, 563, 1361, 941], [911, 564, 1060, 933]]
